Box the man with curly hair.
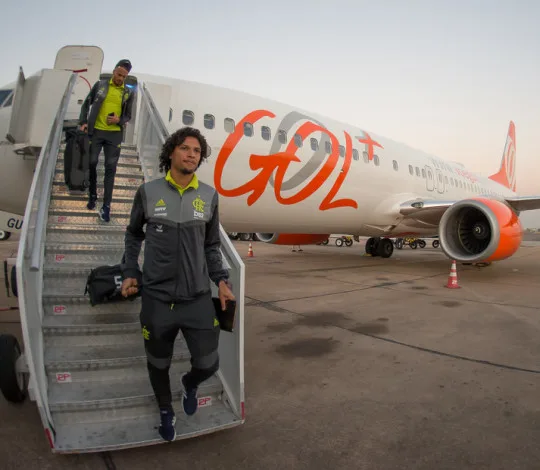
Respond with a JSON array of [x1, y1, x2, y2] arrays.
[[121, 127, 235, 442]]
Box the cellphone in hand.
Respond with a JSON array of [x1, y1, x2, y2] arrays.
[[108, 112, 115, 116]]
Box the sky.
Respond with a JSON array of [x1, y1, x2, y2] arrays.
[[2, 0, 540, 225]]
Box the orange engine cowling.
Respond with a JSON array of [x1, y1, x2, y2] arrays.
[[438, 198, 522, 263], [255, 233, 330, 245]]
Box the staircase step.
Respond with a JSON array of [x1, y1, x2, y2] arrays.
[[45, 226, 128, 245], [53, 172, 143, 187], [57, 150, 139, 161], [50, 399, 240, 453], [48, 372, 222, 412], [55, 157, 141, 170], [44, 244, 125, 270], [48, 209, 131, 225], [51, 193, 135, 205], [44, 339, 188, 373], [43, 312, 139, 332], [49, 198, 134, 215], [42, 296, 141, 316], [55, 166, 143, 179]]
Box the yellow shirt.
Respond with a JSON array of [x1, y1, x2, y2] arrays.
[[166, 170, 199, 196], [94, 79, 124, 132]]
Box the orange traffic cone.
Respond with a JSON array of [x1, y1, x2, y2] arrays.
[[445, 260, 460, 289], [248, 243, 254, 257]]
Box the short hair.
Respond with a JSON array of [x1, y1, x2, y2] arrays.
[[158, 127, 209, 173], [115, 59, 132, 72]]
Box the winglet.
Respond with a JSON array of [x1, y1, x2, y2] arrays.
[[489, 121, 516, 192]]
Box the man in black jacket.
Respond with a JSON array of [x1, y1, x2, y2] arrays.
[[79, 59, 135, 222], [121, 127, 235, 442]]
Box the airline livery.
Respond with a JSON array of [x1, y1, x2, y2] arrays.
[[0, 45, 539, 265]]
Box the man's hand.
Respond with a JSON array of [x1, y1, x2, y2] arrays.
[[79, 124, 88, 132], [106, 114, 120, 125], [121, 277, 139, 298], [218, 280, 235, 311]]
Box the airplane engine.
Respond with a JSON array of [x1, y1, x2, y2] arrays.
[[254, 233, 330, 245], [438, 198, 522, 263]]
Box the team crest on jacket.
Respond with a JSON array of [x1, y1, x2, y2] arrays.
[[192, 195, 206, 219]]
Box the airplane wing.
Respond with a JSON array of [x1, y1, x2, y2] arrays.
[[399, 196, 540, 226]]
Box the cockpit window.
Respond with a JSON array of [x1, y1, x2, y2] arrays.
[[0, 90, 13, 108]]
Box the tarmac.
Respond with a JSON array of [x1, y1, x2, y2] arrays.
[[1, 234, 539, 470]]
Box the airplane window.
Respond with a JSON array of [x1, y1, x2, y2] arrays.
[[393, 160, 398, 171], [182, 110, 194, 125], [294, 134, 303, 148], [353, 149, 359, 161], [325, 141, 332, 154], [374, 155, 380, 166], [224, 118, 235, 133], [363, 151, 369, 163], [244, 122, 254, 137], [415, 167, 420, 177], [310, 138, 319, 151], [278, 130, 287, 144], [0, 89, 13, 107], [339, 145, 345, 158], [262, 126, 271, 141], [421, 169, 426, 178], [409, 165, 414, 175], [204, 114, 215, 130]]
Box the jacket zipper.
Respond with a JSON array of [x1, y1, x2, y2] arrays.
[[175, 190, 183, 301]]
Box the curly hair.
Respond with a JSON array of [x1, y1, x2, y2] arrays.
[[158, 127, 209, 173]]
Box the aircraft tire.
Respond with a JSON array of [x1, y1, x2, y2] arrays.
[[377, 238, 394, 258], [365, 237, 375, 255], [0, 334, 27, 403], [0, 231, 11, 241]]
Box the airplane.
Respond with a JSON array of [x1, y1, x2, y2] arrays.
[[1, 44, 540, 267]]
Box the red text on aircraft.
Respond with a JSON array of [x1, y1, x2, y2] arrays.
[[214, 110, 358, 210], [356, 132, 383, 161]]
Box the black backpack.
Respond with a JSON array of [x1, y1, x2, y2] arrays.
[[84, 263, 141, 306]]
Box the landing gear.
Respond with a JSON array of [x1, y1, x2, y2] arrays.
[[0, 334, 28, 403], [365, 237, 394, 258]]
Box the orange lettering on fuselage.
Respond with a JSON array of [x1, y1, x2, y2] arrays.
[[214, 109, 357, 211]]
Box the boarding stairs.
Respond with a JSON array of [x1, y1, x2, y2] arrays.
[[9, 72, 245, 453]]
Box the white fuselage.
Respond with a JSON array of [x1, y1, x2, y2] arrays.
[[0, 69, 516, 238]]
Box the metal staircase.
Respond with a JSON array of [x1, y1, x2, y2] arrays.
[[10, 71, 245, 454]]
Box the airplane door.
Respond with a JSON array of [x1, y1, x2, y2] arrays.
[[425, 165, 435, 192], [54, 46, 104, 123], [435, 169, 445, 194]]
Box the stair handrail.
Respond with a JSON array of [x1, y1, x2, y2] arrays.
[[15, 71, 77, 441]]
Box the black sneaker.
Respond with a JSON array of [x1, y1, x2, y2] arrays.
[[99, 205, 110, 223], [87, 196, 97, 210], [158, 408, 176, 442], [182, 374, 198, 416]]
